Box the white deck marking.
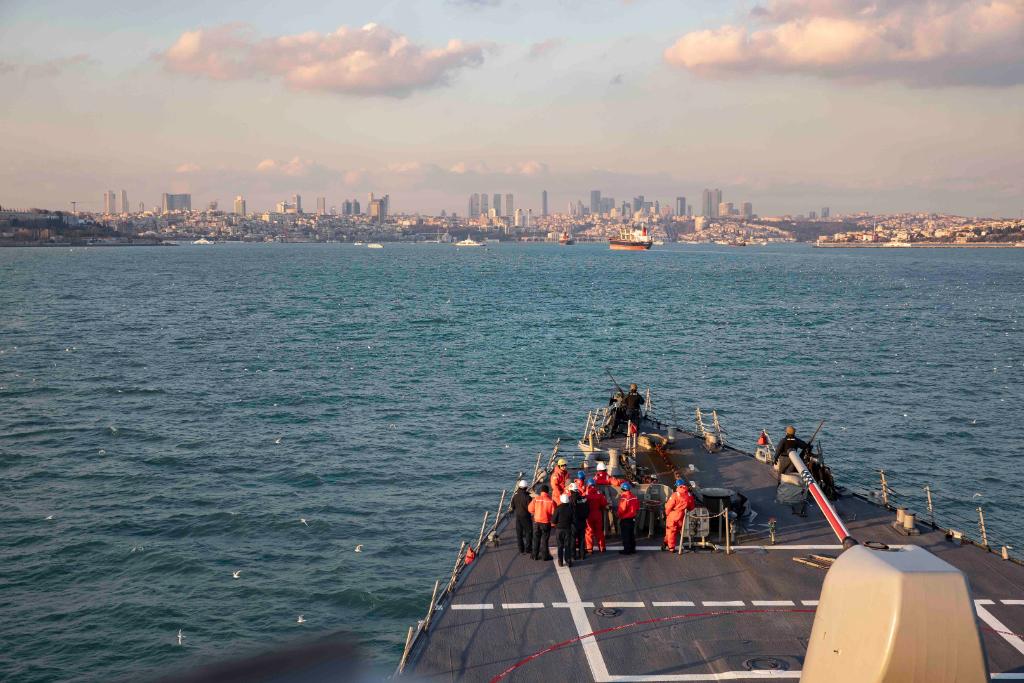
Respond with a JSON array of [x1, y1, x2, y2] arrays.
[[604, 674, 801, 681], [976, 600, 1024, 656], [603, 601, 645, 608], [801, 600, 819, 606], [751, 600, 795, 607], [501, 602, 544, 609], [1002, 600, 1024, 605], [552, 601, 596, 608], [553, 560, 610, 680], [652, 601, 696, 607], [991, 675, 1024, 679], [702, 601, 745, 607], [450, 603, 493, 610]]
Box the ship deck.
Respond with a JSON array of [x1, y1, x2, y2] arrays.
[[404, 422, 1024, 682]]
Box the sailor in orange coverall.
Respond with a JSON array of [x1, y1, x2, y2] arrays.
[[550, 458, 569, 502], [584, 478, 608, 552], [593, 462, 610, 486], [617, 483, 640, 555], [662, 479, 696, 552]]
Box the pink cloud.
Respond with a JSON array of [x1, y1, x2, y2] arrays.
[[664, 0, 1024, 87], [255, 157, 319, 177], [528, 38, 563, 60], [160, 22, 488, 96], [175, 162, 201, 173]]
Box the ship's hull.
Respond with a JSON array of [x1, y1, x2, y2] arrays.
[[559, 238, 576, 245], [609, 240, 652, 250]]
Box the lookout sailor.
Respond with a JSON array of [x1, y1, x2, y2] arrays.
[[773, 426, 808, 470], [622, 383, 645, 426], [510, 480, 534, 555]]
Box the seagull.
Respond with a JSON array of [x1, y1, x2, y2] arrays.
[[354, 545, 363, 553], [177, 629, 185, 646], [971, 419, 977, 425], [297, 615, 306, 624], [274, 437, 282, 444], [973, 493, 983, 498], [45, 514, 54, 520], [300, 518, 309, 526], [232, 570, 242, 579]]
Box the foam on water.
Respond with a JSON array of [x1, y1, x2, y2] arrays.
[[0, 242, 1022, 681]]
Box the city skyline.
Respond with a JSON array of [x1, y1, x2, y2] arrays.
[[1, 0, 1022, 217]]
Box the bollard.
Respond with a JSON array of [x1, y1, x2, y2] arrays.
[[423, 579, 441, 631], [1002, 546, 1010, 561], [896, 507, 907, 525]]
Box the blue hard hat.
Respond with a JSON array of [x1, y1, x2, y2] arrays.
[[586, 478, 596, 486], [675, 479, 685, 487], [576, 471, 586, 480], [621, 482, 632, 491]]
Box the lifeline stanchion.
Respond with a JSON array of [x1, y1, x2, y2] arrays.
[[397, 625, 415, 674], [475, 511, 490, 551], [879, 470, 889, 507], [925, 484, 935, 526], [494, 489, 507, 529], [978, 506, 988, 547], [423, 579, 441, 632], [446, 541, 466, 593], [531, 452, 543, 485]]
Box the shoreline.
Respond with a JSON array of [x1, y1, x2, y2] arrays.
[[814, 242, 1024, 249]]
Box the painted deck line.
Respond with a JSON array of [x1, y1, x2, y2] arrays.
[[751, 600, 796, 607], [604, 673, 801, 681], [501, 602, 545, 609], [801, 600, 819, 606], [991, 675, 1024, 680], [553, 559, 610, 680], [552, 601, 596, 608], [975, 600, 1024, 657], [702, 601, 745, 607], [450, 603, 493, 610], [1002, 600, 1024, 605], [651, 601, 697, 607], [603, 601, 646, 608]]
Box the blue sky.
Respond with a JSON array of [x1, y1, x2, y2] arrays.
[[1, 0, 1022, 216]]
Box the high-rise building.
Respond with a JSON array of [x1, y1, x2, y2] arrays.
[[632, 196, 644, 213], [505, 193, 514, 218], [120, 190, 128, 215], [541, 190, 548, 216], [208, 200, 218, 211], [701, 189, 722, 217], [352, 199, 361, 215], [369, 198, 386, 222], [161, 193, 191, 213], [382, 194, 390, 216], [292, 194, 303, 214], [809, 210, 818, 220], [234, 195, 246, 216], [342, 200, 353, 215], [621, 201, 630, 218], [719, 202, 734, 216], [590, 190, 602, 215], [316, 197, 326, 216], [468, 193, 480, 218], [514, 208, 524, 228], [493, 194, 501, 217], [821, 207, 830, 218], [742, 202, 753, 219], [480, 193, 489, 216], [104, 190, 116, 214], [675, 196, 686, 216]]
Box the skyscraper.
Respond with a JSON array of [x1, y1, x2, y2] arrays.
[[822, 207, 831, 218], [369, 198, 386, 222], [505, 193, 513, 218], [541, 190, 548, 217], [632, 196, 644, 213], [120, 190, 128, 215], [234, 195, 246, 216], [316, 197, 326, 215], [468, 194, 479, 218], [104, 190, 116, 214], [701, 189, 722, 217], [352, 199, 361, 215], [493, 193, 501, 217], [343, 200, 353, 215], [675, 197, 686, 216], [161, 193, 191, 213], [719, 202, 734, 216], [292, 194, 303, 214], [480, 193, 489, 216], [742, 202, 753, 219], [590, 190, 602, 215]]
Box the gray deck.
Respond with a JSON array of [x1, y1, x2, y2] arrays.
[[405, 425, 1024, 682]]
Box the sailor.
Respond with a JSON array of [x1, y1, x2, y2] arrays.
[[528, 485, 556, 561], [607, 390, 625, 434], [593, 462, 611, 486], [584, 478, 608, 552], [773, 426, 808, 468], [552, 493, 576, 567], [623, 383, 645, 426], [570, 483, 590, 560], [510, 480, 534, 555], [662, 479, 696, 552], [550, 458, 570, 502], [617, 482, 640, 555]]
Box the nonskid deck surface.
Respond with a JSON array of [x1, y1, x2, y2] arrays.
[[406, 429, 1024, 682]]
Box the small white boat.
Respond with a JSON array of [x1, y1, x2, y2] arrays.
[[367, 243, 383, 249], [455, 238, 484, 247], [653, 240, 665, 246], [354, 242, 365, 246], [192, 238, 213, 245]]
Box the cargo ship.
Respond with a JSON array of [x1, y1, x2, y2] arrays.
[[608, 226, 653, 251], [396, 389, 1024, 682]]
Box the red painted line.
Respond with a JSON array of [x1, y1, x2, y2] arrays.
[[488, 608, 815, 682]]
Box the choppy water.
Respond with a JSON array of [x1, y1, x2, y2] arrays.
[[1, 243, 1022, 681]]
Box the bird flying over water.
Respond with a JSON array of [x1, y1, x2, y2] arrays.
[[232, 570, 241, 579], [274, 437, 282, 444], [354, 545, 363, 553], [300, 518, 309, 526], [176, 629, 185, 645], [297, 615, 305, 624], [44, 514, 54, 520]]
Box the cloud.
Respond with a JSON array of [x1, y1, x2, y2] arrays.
[[528, 38, 564, 60], [0, 54, 95, 78], [664, 0, 1024, 87], [610, 73, 624, 85], [175, 162, 201, 174], [510, 160, 548, 176], [449, 0, 502, 7], [160, 23, 489, 97]]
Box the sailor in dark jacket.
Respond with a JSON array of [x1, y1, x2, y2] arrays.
[[774, 426, 809, 473], [551, 494, 576, 567], [510, 480, 533, 554], [623, 384, 645, 425], [569, 483, 590, 560]]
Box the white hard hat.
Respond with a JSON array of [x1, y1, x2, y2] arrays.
[[517, 479, 528, 488], [568, 482, 578, 492], [596, 462, 607, 471], [560, 494, 570, 504]]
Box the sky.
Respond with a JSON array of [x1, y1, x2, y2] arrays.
[[1, 0, 1022, 217]]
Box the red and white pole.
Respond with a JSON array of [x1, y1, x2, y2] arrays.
[[788, 451, 858, 549]]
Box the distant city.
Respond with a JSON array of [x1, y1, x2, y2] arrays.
[[1, 187, 1022, 248]]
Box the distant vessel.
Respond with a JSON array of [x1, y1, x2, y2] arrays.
[[455, 238, 484, 247], [367, 243, 383, 249], [558, 230, 576, 245], [653, 240, 665, 246], [191, 238, 213, 245], [609, 225, 653, 251], [354, 242, 365, 246]]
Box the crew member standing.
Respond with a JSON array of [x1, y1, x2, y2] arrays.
[[528, 485, 556, 561], [584, 478, 608, 552], [662, 479, 696, 552], [550, 458, 569, 502], [623, 383, 645, 426], [551, 493, 576, 567], [617, 482, 640, 555], [593, 462, 611, 486], [510, 480, 533, 555], [773, 426, 809, 472], [571, 483, 590, 560]]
